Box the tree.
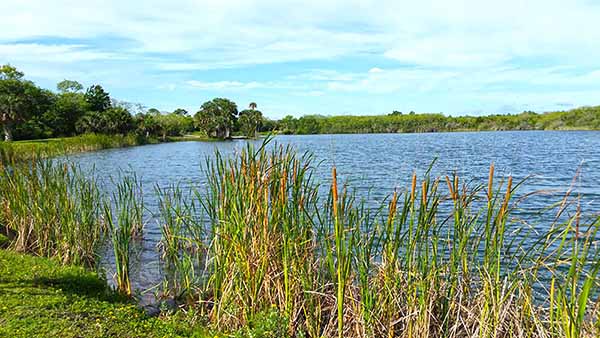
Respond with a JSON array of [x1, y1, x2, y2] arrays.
[[105, 107, 134, 134], [173, 108, 188, 116], [84, 85, 111, 112], [45, 87, 89, 136], [279, 115, 298, 134], [249, 102, 257, 110], [195, 98, 238, 139], [147, 108, 161, 115], [134, 113, 159, 138], [75, 107, 133, 135], [57, 80, 83, 93], [0, 64, 51, 141], [155, 113, 194, 140], [296, 115, 321, 134], [238, 109, 263, 138]]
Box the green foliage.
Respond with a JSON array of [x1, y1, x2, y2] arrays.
[[0, 66, 54, 140], [195, 98, 238, 138], [3, 63, 600, 143], [57, 79, 83, 94], [154, 112, 194, 139], [0, 64, 24, 80], [43, 91, 89, 136], [278, 107, 600, 134], [238, 109, 263, 138], [76, 107, 134, 135], [0, 133, 156, 164], [84, 84, 111, 112], [0, 160, 106, 267], [172, 108, 188, 115]]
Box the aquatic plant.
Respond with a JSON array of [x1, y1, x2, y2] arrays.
[[0, 133, 155, 165], [0, 160, 105, 267], [156, 140, 600, 337], [103, 174, 144, 296]]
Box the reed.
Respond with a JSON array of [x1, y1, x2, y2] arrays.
[[0, 133, 154, 164], [103, 174, 144, 296], [156, 184, 204, 302], [157, 140, 600, 337], [0, 159, 106, 267]]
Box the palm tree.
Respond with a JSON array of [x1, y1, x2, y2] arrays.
[[249, 102, 257, 110]]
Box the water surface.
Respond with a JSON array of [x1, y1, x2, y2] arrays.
[[67, 131, 600, 295]]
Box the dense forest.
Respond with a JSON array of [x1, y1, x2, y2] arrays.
[[1, 63, 599, 142]]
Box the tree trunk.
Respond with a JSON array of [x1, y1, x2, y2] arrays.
[[2, 123, 12, 142]]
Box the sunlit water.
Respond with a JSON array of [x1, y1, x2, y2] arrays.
[[66, 131, 600, 300]]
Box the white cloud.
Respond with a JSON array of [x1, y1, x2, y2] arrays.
[[4, 0, 598, 72], [2, 0, 600, 115], [185, 80, 264, 90], [0, 43, 116, 63]]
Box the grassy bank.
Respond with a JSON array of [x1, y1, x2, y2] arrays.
[[0, 249, 209, 338], [0, 132, 239, 164], [0, 133, 160, 164]]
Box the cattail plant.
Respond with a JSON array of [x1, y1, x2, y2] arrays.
[[103, 174, 144, 296], [0, 159, 105, 267]]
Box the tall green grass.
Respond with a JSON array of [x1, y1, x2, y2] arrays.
[[0, 133, 155, 164], [155, 141, 600, 337], [0, 160, 106, 267], [103, 174, 145, 296], [0, 159, 145, 298]]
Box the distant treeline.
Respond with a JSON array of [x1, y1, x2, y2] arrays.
[[0, 64, 264, 142], [276, 107, 600, 134], [3, 63, 600, 142]]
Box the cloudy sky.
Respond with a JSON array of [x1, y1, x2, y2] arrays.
[[2, 0, 600, 118]]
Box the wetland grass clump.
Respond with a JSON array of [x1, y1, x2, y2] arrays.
[[158, 141, 600, 337], [103, 174, 145, 297], [0, 157, 145, 298], [0, 159, 106, 267], [156, 183, 204, 302], [0, 133, 154, 164]]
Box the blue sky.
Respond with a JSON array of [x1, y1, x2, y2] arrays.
[[2, 0, 600, 119]]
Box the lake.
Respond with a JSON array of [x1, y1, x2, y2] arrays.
[[67, 130, 600, 296]]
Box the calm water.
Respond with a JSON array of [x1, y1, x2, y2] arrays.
[[67, 131, 600, 296]]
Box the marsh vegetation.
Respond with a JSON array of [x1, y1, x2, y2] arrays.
[[1, 138, 599, 337]]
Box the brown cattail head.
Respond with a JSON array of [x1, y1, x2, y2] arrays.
[[422, 181, 427, 206], [505, 175, 513, 200], [487, 163, 495, 201], [410, 172, 417, 203], [454, 175, 459, 198], [388, 191, 398, 222], [332, 166, 338, 218], [445, 175, 455, 201], [280, 169, 287, 205], [499, 175, 513, 219]]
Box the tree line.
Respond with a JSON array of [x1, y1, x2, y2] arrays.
[[2, 63, 599, 142], [276, 107, 600, 134], [0, 64, 266, 141]]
